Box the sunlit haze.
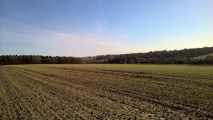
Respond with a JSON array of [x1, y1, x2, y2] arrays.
[[0, 0, 213, 57]]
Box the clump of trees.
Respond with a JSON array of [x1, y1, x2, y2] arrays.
[[0, 55, 83, 65], [1, 47, 212, 65]]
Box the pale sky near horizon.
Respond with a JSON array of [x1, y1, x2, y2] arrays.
[[0, 0, 213, 57]]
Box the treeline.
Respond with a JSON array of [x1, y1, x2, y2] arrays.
[[94, 47, 213, 65], [0, 55, 83, 65]]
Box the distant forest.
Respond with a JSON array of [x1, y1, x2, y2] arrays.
[[1, 47, 213, 65], [85, 47, 213, 65], [0, 56, 83, 65]]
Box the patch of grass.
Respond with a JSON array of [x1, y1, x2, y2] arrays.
[[191, 53, 213, 60]]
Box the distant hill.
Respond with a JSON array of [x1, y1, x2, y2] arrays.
[[83, 47, 213, 65]]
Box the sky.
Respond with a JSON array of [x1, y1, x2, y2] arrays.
[[0, 0, 213, 57]]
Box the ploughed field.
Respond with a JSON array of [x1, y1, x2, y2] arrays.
[[0, 64, 213, 119]]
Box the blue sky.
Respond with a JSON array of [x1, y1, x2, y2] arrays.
[[0, 0, 213, 57]]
